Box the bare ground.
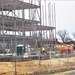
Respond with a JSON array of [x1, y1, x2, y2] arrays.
[[0, 57, 75, 75]]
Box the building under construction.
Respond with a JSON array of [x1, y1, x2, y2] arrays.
[[1, 1, 75, 75], [0, 0, 56, 55]]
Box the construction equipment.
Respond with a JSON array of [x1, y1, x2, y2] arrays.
[[59, 45, 74, 54]]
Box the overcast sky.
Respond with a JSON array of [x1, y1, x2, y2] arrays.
[[24, 0, 75, 35], [51, 1, 75, 35], [22, 0, 75, 37]]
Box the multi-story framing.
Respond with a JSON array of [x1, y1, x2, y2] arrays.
[[0, 0, 56, 53]]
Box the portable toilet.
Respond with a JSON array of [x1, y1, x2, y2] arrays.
[[17, 44, 25, 56]]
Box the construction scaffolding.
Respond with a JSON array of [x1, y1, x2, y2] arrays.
[[0, 0, 55, 54]]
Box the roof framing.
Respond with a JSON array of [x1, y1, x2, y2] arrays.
[[0, 0, 40, 11]]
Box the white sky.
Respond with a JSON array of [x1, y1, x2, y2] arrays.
[[19, 0, 75, 36], [51, 1, 75, 35], [3, 0, 75, 38]]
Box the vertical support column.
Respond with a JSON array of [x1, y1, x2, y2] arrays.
[[54, 3, 56, 45], [29, 0, 31, 36], [33, 0, 37, 51], [11, 38, 13, 55], [51, 5, 54, 39], [1, 0, 5, 54], [48, 2, 52, 73], [14, 0, 17, 75], [53, 3, 62, 71], [42, 5, 44, 38], [29, 0, 32, 47], [0, 24, 2, 35], [22, 3, 25, 53], [44, 0, 48, 40], [38, 0, 42, 74]]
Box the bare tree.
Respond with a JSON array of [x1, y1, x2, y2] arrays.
[[57, 30, 69, 42], [72, 32, 75, 38], [65, 36, 72, 42]]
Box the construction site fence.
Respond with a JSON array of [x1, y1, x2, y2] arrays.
[[0, 51, 75, 75]]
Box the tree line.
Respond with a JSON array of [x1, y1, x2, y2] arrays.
[[57, 30, 75, 43]]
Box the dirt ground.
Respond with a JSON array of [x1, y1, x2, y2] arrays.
[[0, 57, 75, 75], [49, 69, 75, 75]]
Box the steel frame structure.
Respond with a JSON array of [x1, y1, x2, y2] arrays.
[[0, 0, 56, 53]]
